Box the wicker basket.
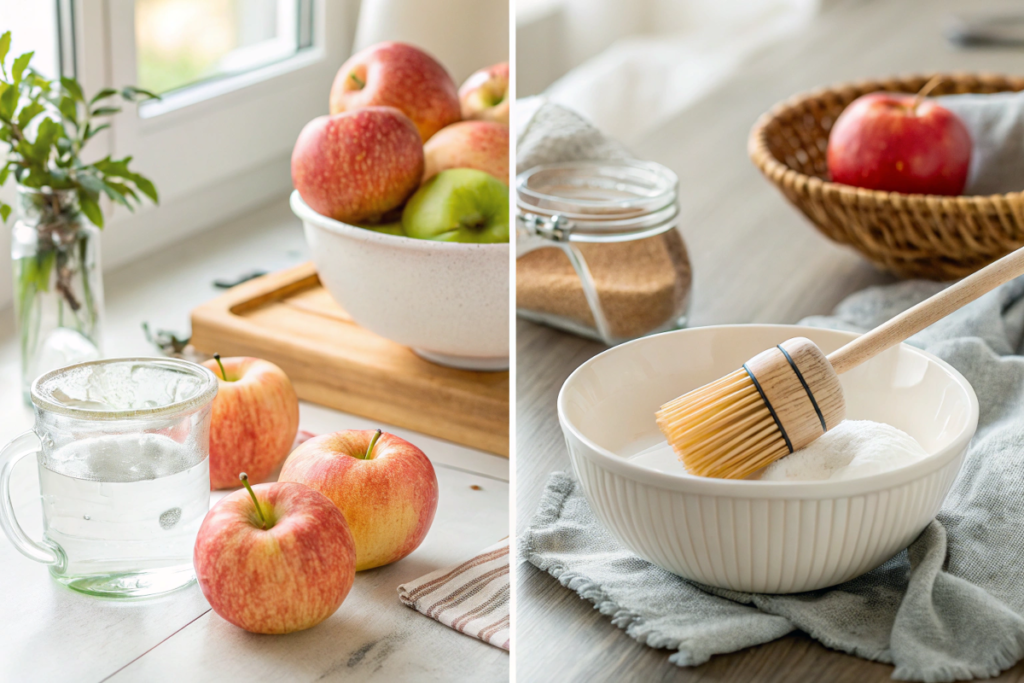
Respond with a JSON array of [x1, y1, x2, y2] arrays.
[[749, 73, 1024, 280]]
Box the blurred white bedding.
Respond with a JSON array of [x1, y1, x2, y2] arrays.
[[519, 0, 823, 145]]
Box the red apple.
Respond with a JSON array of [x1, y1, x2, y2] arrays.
[[422, 121, 509, 185], [329, 42, 461, 142], [459, 62, 509, 125], [291, 107, 424, 223], [827, 92, 972, 196], [202, 356, 299, 490], [194, 477, 356, 634], [278, 429, 438, 571]]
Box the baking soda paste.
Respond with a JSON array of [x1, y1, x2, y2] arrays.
[[757, 420, 928, 482], [628, 420, 929, 481]]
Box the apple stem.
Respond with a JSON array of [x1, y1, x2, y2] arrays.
[[349, 72, 365, 89], [911, 75, 943, 114], [239, 473, 267, 530], [213, 353, 228, 381], [363, 429, 382, 460]]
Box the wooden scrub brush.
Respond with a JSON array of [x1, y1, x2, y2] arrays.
[[657, 246, 1024, 479]]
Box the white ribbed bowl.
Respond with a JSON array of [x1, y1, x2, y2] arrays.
[[558, 325, 978, 593]]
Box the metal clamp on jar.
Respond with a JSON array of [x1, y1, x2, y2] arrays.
[[516, 160, 692, 345]]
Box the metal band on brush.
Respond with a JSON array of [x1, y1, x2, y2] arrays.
[[743, 363, 794, 454], [776, 344, 827, 433]]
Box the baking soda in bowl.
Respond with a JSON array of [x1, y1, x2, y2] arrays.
[[629, 420, 928, 481], [757, 420, 928, 481], [629, 440, 690, 474]]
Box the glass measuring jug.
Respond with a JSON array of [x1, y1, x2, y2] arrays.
[[0, 357, 218, 598]]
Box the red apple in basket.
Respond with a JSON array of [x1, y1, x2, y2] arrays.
[[422, 121, 510, 185], [329, 42, 461, 142], [292, 107, 424, 224], [202, 355, 299, 490], [827, 91, 972, 196], [278, 429, 439, 571], [459, 62, 510, 125], [194, 476, 357, 634]]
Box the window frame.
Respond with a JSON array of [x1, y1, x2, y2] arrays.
[[67, 0, 355, 267]]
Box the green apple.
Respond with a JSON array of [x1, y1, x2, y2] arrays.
[[357, 221, 406, 236], [401, 169, 509, 243]]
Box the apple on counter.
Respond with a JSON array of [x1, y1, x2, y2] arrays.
[[827, 88, 972, 196], [291, 107, 424, 224], [459, 62, 509, 125], [423, 121, 509, 185], [203, 355, 299, 490], [403, 169, 510, 243], [194, 475, 357, 634], [330, 42, 461, 142], [279, 429, 439, 571]]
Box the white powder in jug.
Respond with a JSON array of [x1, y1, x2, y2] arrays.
[[758, 420, 928, 482]]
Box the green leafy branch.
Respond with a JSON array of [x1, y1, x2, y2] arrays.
[[0, 31, 160, 226]]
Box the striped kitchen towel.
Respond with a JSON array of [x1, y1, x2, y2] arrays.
[[397, 540, 510, 651]]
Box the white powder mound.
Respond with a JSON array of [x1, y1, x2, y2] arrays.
[[758, 420, 929, 482]]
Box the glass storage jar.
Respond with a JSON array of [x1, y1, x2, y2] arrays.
[[516, 160, 691, 345]]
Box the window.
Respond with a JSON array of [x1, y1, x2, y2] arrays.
[[134, 0, 314, 109], [0, 1, 352, 311], [0, 0, 62, 310], [70, 0, 353, 269], [0, 1, 60, 77]]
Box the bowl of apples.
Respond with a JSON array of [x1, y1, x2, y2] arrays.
[[291, 42, 510, 371], [749, 73, 1024, 281]]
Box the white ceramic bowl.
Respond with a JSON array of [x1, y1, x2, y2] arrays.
[[292, 192, 509, 370], [558, 325, 978, 593]]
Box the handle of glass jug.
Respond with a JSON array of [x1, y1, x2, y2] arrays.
[[0, 431, 66, 570]]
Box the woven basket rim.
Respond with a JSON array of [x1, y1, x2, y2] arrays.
[[748, 72, 1024, 205]]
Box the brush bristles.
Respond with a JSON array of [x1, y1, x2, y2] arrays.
[[656, 368, 791, 479]]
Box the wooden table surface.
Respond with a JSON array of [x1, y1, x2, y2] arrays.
[[0, 200, 509, 683], [515, 0, 1024, 680]]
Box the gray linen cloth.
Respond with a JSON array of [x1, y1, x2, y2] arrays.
[[940, 90, 1024, 195], [516, 96, 633, 174], [522, 277, 1024, 681]]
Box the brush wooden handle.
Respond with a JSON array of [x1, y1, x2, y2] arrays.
[[827, 245, 1024, 374]]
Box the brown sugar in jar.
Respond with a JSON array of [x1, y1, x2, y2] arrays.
[[516, 160, 691, 344]]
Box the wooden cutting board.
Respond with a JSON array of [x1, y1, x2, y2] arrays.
[[190, 263, 509, 456]]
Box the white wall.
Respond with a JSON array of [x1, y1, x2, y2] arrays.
[[352, 0, 509, 83]]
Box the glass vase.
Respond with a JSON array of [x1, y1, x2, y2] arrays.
[[11, 186, 104, 403]]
